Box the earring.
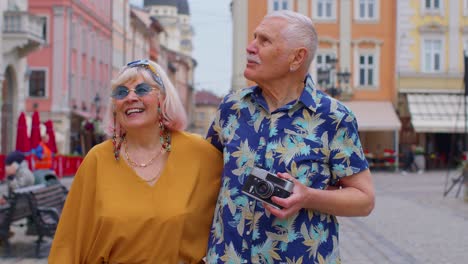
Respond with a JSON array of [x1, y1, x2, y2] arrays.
[[158, 101, 171, 152], [112, 112, 125, 160]]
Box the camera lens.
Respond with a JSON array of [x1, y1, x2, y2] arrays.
[[255, 180, 274, 199]]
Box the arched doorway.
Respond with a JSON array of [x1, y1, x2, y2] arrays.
[[1, 66, 16, 153]]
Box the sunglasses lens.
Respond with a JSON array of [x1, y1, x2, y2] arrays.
[[112, 86, 130, 99], [135, 83, 153, 97]]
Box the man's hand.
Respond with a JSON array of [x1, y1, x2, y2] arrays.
[[263, 172, 311, 219]]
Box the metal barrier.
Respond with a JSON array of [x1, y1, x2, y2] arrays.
[[0, 154, 83, 181]]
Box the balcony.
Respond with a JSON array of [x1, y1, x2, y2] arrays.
[[2, 11, 45, 57]]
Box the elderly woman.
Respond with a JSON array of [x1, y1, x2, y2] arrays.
[[49, 59, 222, 263]]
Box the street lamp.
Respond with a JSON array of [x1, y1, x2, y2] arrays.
[[93, 93, 101, 119], [316, 56, 351, 99]]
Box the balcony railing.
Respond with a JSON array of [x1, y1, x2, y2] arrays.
[[3, 11, 44, 39], [2, 11, 45, 55]]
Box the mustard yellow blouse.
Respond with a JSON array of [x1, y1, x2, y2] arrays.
[[48, 131, 222, 264]]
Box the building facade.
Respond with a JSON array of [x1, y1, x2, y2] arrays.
[[112, 0, 130, 77], [397, 0, 468, 169], [193, 90, 222, 135], [231, 0, 401, 167], [143, 0, 196, 130], [27, 0, 112, 154], [144, 0, 193, 56], [1, 0, 45, 153]]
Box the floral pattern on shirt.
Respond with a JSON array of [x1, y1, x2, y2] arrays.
[[205, 75, 368, 264]]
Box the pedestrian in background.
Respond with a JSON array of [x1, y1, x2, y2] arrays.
[[48, 59, 223, 263], [0, 151, 35, 204], [31, 124, 53, 170], [205, 10, 375, 263]]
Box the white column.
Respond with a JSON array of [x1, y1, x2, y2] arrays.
[[296, 0, 308, 15], [52, 6, 65, 111], [231, 0, 248, 91], [448, 0, 459, 73], [395, 130, 399, 171], [339, 0, 352, 93], [78, 20, 84, 105]]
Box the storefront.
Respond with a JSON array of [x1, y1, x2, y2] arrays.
[[344, 101, 402, 170], [406, 93, 467, 169]]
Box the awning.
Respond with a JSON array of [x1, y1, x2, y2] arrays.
[[407, 93, 467, 133], [343, 101, 401, 131]]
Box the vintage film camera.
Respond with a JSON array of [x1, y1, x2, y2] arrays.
[[241, 167, 294, 209]]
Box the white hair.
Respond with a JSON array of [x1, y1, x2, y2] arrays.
[[265, 10, 318, 67]]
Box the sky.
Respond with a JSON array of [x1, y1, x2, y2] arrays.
[[130, 0, 233, 97]]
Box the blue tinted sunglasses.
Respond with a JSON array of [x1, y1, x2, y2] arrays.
[[111, 83, 158, 100], [126, 59, 165, 91]]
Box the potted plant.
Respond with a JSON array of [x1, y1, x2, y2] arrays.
[[414, 145, 425, 172]]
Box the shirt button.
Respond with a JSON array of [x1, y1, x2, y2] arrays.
[[246, 231, 251, 235], [243, 260, 248, 263], [249, 201, 253, 205]]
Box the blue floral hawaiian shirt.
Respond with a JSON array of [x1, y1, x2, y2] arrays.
[[205, 75, 369, 264]]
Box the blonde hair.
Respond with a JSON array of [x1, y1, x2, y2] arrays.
[[104, 60, 187, 136]]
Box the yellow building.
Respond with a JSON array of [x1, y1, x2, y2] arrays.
[[231, 0, 401, 168], [397, 0, 467, 169], [193, 90, 222, 136]]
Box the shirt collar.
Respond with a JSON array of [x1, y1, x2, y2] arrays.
[[240, 74, 320, 113]]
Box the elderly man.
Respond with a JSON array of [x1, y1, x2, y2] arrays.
[[205, 10, 374, 263], [0, 151, 35, 204]]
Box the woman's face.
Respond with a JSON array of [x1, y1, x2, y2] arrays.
[[112, 75, 162, 132]]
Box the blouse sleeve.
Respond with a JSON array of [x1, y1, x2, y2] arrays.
[[179, 141, 223, 263], [48, 151, 98, 263]]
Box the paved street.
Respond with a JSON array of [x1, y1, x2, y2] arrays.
[[1, 170, 467, 263], [340, 170, 468, 264]]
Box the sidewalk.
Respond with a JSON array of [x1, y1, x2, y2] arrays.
[[339, 170, 468, 264], [1, 171, 467, 263]]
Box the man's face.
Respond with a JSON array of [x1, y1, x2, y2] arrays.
[[244, 17, 292, 84], [5, 163, 16, 176]]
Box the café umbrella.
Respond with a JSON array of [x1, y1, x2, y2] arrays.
[[15, 112, 31, 152], [44, 120, 58, 154], [30, 110, 41, 148]]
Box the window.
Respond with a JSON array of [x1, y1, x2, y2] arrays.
[[358, 54, 375, 86], [268, 0, 292, 12], [464, 39, 468, 57], [29, 70, 46, 97], [315, 53, 334, 84], [421, 0, 443, 15], [38, 16, 48, 43], [355, 0, 379, 21], [71, 21, 76, 49], [313, 0, 336, 20], [425, 0, 440, 9], [197, 111, 206, 121], [464, 0, 468, 16], [422, 39, 442, 72]]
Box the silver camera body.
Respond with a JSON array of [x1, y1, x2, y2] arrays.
[[241, 167, 294, 209]]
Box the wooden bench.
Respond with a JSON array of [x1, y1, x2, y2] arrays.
[[0, 183, 67, 257], [0, 184, 45, 256], [27, 183, 68, 257]]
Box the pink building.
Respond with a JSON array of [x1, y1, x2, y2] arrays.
[[27, 0, 112, 154]]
